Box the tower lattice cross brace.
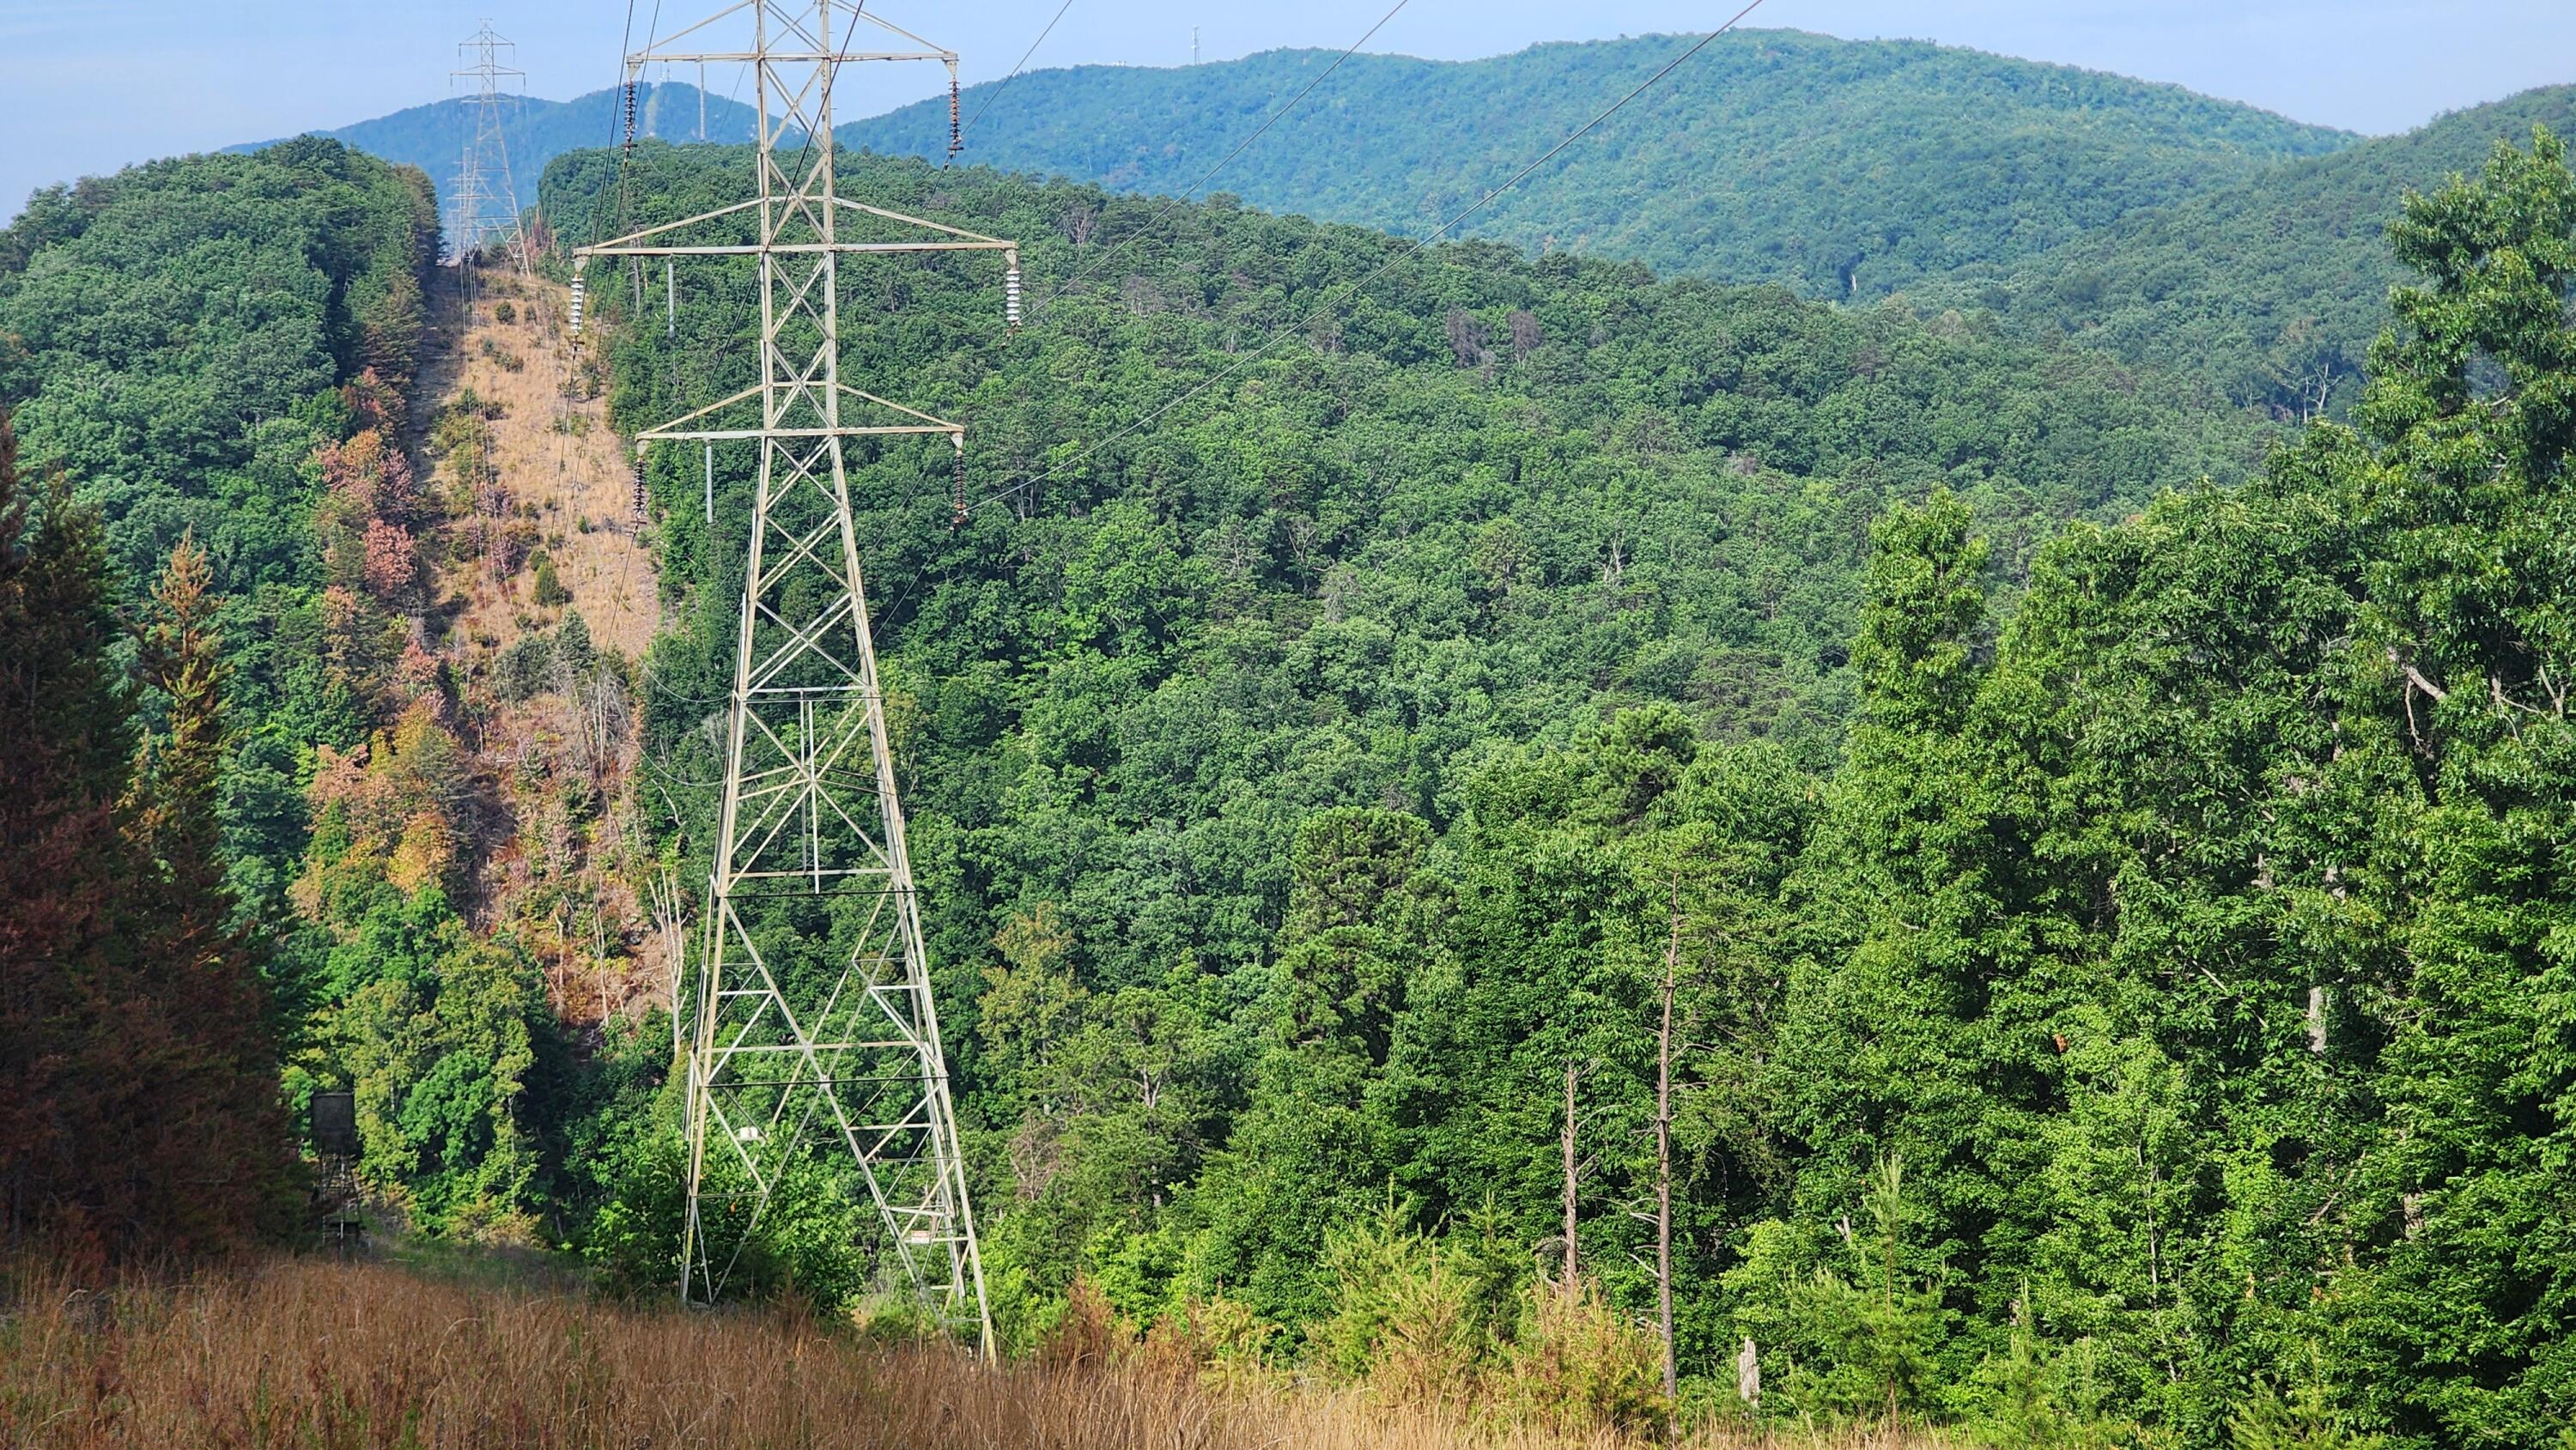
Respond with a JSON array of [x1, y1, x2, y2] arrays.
[[575, 1, 1016, 1350]]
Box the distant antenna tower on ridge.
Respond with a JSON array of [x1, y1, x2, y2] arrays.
[[1193, 26, 1200, 65], [449, 21, 530, 269]]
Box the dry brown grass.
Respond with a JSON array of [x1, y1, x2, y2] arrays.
[[428, 268, 660, 664], [0, 1258, 1959, 1450]]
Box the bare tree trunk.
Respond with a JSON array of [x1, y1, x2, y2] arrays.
[[1561, 1059, 1581, 1301], [1656, 886, 1682, 1405]]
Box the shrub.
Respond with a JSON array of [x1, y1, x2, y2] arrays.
[[2227, 1351, 2387, 1450], [1727, 1158, 1949, 1428], [1314, 1200, 1483, 1404], [493, 300, 517, 325], [494, 634, 553, 701], [1504, 1281, 1670, 1437], [531, 549, 570, 607]]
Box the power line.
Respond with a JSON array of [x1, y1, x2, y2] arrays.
[[1023, 0, 1412, 325], [577, 0, 648, 256], [973, 0, 1773, 518], [960, 0, 1077, 142]]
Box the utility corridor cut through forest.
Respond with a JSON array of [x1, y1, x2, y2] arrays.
[[419, 267, 659, 663], [14, 33, 2576, 1440]]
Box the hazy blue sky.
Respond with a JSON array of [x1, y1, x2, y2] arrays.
[[6, 2, 2573, 220]]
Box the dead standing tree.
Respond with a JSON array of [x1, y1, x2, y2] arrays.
[[1552, 1059, 1601, 1301], [1653, 877, 1683, 1403]]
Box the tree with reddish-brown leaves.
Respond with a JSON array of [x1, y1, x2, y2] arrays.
[[0, 405, 139, 1260], [0, 410, 297, 1262]]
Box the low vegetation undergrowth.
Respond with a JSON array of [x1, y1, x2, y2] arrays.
[[0, 1256, 1953, 1449]]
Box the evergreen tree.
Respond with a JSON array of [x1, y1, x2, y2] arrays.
[[123, 532, 301, 1250], [0, 407, 137, 1256]]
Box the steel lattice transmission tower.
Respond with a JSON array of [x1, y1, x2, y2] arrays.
[[574, 2, 1018, 1349], [448, 21, 530, 267]]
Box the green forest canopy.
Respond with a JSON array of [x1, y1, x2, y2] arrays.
[[848, 30, 2352, 299], [8, 83, 2576, 1450], [559, 132, 2570, 1444], [1918, 82, 2576, 418]]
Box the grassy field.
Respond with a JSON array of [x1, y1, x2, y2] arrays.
[[0, 1256, 1958, 1449]]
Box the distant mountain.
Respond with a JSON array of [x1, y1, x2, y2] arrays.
[[846, 30, 2357, 297], [1917, 85, 2576, 417], [246, 31, 2352, 296], [237, 33, 2576, 426], [228, 82, 764, 230]]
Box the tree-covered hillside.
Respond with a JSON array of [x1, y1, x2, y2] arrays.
[[547, 132, 2289, 1384], [2, 137, 664, 1258], [1923, 84, 2576, 418], [261, 31, 2351, 295], [562, 130, 2576, 1447], [0, 141, 435, 596], [0, 138, 439, 1257], [847, 30, 2352, 296], [561, 138, 2276, 815]]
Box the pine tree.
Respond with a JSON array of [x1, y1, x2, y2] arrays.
[[0, 407, 137, 1257], [122, 532, 301, 1252]]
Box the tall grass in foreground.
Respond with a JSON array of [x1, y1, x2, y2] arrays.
[[0, 1257, 1953, 1449]]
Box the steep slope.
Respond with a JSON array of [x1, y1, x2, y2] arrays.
[[1929, 84, 2576, 416], [418, 272, 659, 663], [538, 137, 2323, 1381], [845, 30, 2354, 295]]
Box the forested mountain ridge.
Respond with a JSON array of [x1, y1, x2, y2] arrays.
[[227, 82, 763, 223], [870, 29, 2362, 300], [234, 30, 2350, 295], [849, 32, 2353, 297], [1920, 82, 2576, 417]]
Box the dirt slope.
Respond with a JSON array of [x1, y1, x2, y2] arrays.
[[405, 264, 671, 1028], [422, 266, 660, 662]]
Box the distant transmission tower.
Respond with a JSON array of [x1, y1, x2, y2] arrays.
[[449, 21, 530, 269], [574, 3, 1018, 1348]]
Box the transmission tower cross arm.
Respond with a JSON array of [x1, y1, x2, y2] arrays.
[[641, 48, 948, 63], [575, 200, 1017, 260], [630, 383, 967, 445]]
